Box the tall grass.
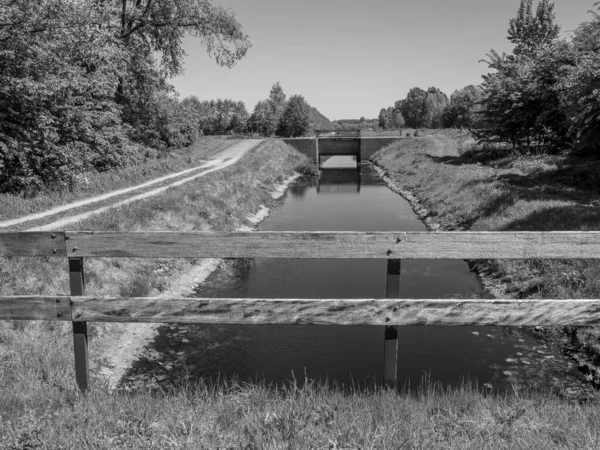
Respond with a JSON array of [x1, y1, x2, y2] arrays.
[[1, 375, 598, 449]]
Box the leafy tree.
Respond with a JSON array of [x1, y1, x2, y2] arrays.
[[401, 87, 427, 128], [476, 0, 567, 152], [421, 87, 449, 128], [508, 0, 559, 55], [396, 113, 405, 128], [112, 0, 251, 145], [265, 82, 287, 136], [0, 0, 131, 193], [378, 108, 391, 129], [306, 104, 333, 132], [442, 85, 483, 129], [247, 100, 271, 135], [558, 7, 600, 155], [277, 95, 310, 137]]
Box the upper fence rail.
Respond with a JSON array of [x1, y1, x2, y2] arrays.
[[2, 231, 600, 259]]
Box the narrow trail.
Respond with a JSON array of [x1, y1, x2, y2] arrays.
[[0, 139, 263, 231]]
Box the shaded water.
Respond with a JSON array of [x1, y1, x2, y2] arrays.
[[128, 156, 592, 396]]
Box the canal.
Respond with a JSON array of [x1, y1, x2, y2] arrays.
[[127, 156, 592, 396]]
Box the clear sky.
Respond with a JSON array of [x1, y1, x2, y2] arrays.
[[171, 0, 597, 120]]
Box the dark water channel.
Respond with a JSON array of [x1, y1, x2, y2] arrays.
[[129, 156, 592, 397]]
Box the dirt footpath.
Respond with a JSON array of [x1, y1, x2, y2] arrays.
[[0, 139, 263, 231]]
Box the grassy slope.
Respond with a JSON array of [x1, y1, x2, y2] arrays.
[[372, 130, 600, 385], [1, 138, 600, 448], [0, 137, 240, 222]]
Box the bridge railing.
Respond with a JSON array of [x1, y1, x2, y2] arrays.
[[2, 230, 600, 391], [315, 130, 361, 138]]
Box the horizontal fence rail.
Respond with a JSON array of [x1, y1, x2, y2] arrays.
[[2, 231, 600, 259], [2, 229, 600, 392], [2, 296, 600, 326]]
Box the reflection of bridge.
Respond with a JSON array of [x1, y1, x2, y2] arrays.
[[317, 168, 361, 193], [283, 130, 402, 167], [316, 163, 385, 194]]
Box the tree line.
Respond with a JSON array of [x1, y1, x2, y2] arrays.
[[377, 0, 600, 158], [245, 82, 332, 137]]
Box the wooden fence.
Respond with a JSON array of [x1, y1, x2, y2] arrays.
[[2, 230, 600, 392]]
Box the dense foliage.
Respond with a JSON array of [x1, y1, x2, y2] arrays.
[[374, 0, 600, 158], [277, 95, 310, 137], [0, 0, 250, 193], [474, 0, 600, 156], [378, 87, 448, 130], [442, 86, 483, 129], [247, 83, 332, 137]]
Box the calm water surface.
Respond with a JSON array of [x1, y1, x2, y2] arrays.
[[128, 156, 591, 396]]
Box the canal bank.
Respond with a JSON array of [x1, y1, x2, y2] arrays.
[[123, 155, 594, 398], [371, 131, 600, 393]]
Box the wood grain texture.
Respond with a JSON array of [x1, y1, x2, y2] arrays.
[[0, 232, 66, 257], [0, 296, 71, 321], [70, 297, 600, 326], [64, 231, 600, 259]]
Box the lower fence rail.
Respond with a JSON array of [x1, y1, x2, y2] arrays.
[[3, 295, 600, 392], [3, 296, 600, 326]]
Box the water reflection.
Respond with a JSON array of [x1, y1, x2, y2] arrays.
[[317, 169, 361, 194]]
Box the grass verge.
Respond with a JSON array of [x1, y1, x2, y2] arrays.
[[0, 137, 240, 222], [2, 379, 600, 449], [371, 130, 600, 387]]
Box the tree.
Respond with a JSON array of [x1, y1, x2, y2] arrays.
[[401, 87, 427, 128], [112, 0, 251, 145], [0, 0, 131, 193], [558, 7, 600, 155], [265, 82, 287, 135], [378, 108, 391, 129], [476, 0, 567, 152], [247, 100, 271, 135], [508, 0, 559, 55], [277, 95, 310, 137], [442, 85, 483, 129], [421, 87, 449, 128]]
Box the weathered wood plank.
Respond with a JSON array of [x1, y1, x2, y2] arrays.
[[64, 231, 600, 259], [0, 232, 66, 257], [0, 296, 71, 321], [70, 297, 600, 326]]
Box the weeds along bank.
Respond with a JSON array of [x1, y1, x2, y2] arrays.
[[0, 136, 240, 222], [0, 140, 308, 415], [371, 131, 600, 387]]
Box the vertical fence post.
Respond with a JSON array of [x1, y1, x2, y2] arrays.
[[315, 136, 320, 170], [384, 259, 401, 389], [69, 257, 89, 393]]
